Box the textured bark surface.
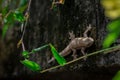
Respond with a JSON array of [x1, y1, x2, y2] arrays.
[[0, 0, 120, 79]]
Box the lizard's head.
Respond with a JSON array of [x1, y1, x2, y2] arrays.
[[85, 37, 94, 47]]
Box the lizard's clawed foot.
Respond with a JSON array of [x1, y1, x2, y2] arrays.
[[83, 54, 87, 61], [72, 54, 77, 59]]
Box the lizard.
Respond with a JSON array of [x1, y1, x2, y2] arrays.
[[48, 24, 94, 64]]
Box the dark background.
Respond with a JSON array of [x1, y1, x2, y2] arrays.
[[0, 0, 120, 80]]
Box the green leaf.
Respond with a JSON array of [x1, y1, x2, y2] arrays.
[[22, 51, 29, 58], [2, 11, 15, 38], [4, 11, 14, 24], [20, 59, 41, 71], [49, 44, 66, 66], [2, 24, 9, 38], [103, 32, 118, 48], [107, 19, 120, 32], [103, 19, 120, 48], [18, 4, 28, 13], [31, 44, 49, 53], [19, 0, 28, 7], [2, 6, 8, 17], [14, 10, 25, 22], [113, 71, 120, 80]]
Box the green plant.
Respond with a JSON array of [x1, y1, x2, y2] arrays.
[[101, 0, 120, 80], [0, 0, 28, 38], [112, 71, 120, 80], [20, 44, 66, 71], [0, 0, 66, 72], [20, 59, 41, 71], [49, 44, 66, 66], [101, 0, 120, 48]]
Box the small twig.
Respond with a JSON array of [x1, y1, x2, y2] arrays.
[[40, 45, 120, 73], [22, 42, 25, 51], [26, 0, 32, 13], [21, 0, 32, 40], [19, 0, 32, 50], [29, 44, 49, 54], [4, 10, 12, 18]]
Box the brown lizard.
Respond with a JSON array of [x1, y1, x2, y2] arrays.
[[48, 24, 94, 63]]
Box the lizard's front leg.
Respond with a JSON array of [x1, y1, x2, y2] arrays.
[[72, 49, 77, 59], [83, 24, 92, 37], [81, 47, 87, 60]]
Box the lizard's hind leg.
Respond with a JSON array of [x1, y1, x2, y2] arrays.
[[81, 47, 87, 60], [72, 49, 77, 59]]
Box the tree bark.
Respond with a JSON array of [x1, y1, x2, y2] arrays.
[[1, 0, 120, 78]]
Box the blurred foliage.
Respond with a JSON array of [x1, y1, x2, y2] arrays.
[[0, 0, 28, 38], [2, 11, 14, 38], [112, 71, 120, 80], [20, 59, 41, 71], [101, 0, 120, 19], [103, 19, 120, 48], [49, 44, 66, 66], [60, 0, 65, 4], [101, 1, 120, 79], [14, 10, 25, 22], [19, 0, 28, 7], [2, 10, 25, 38], [2, 6, 9, 17], [101, 0, 120, 48]]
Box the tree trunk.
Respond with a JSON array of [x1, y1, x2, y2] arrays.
[[0, 0, 120, 79]]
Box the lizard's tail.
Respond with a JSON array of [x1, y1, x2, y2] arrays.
[[59, 46, 71, 57], [48, 45, 71, 64]]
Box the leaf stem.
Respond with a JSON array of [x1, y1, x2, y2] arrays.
[[29, 44, 49, 54], [20, 0, 32, 51]]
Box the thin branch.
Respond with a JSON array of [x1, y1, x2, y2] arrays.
[[4, 10, 12, 18], [26, 0, 32, 13], [40, 45, 120, 73], [22, 42, 25, 51], [21, 0, 32, 40], [19, 0, 32, 50]]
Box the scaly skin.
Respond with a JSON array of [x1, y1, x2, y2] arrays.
[[48, 24, 94, 63]]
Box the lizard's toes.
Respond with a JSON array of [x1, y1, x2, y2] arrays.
[[72, 54, 77, 59], [48, 60, 52, 64], [83, 56, 87, 61]]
